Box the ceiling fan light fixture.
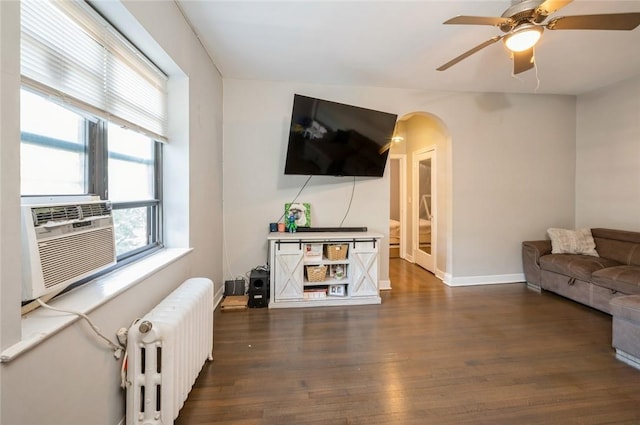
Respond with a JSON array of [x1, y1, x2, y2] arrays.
[[504, 24, 543, 52]]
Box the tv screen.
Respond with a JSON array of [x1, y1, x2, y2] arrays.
[[284, 94, 398, 177]]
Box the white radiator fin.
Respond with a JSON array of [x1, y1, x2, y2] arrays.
[[127, 278, 214, 425], [39, 227, 115, 288]]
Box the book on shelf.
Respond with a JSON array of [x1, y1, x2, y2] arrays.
[[303, 287, 327, 299]]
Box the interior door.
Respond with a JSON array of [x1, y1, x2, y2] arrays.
[[413, 149, 435, 273]]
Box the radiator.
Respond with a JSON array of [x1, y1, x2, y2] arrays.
[[126, 277, 214, 425]]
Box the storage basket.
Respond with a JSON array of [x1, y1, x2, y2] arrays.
[[306, 265, 327, 282], [325, 244, 348, 261]]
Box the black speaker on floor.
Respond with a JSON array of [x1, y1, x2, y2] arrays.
[[248, 268, 269, 308]]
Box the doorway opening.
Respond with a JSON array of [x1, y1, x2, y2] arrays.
[[389, 155, 406, 259], [388, 112, 450, 281]]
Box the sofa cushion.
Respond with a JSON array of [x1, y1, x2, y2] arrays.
[[547, 228, 599, 256], [539, 254, 621, 281], [592, 266, 640, 295], [592, 228, 640, 245], [591, 228, 640, 266], [610, 295, 640, 322]]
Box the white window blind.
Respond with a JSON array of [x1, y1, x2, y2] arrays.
[[21, 0, 168, 141]]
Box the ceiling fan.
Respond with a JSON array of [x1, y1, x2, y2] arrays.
[[437, 0, 640, 74]]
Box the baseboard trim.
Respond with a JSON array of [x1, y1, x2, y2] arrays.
[[443, 273, 525, 287], [526, 282, 542, 292], [616, 349, 640, 370], [214, 286, 224, 309], [379, 279, 392, 291]]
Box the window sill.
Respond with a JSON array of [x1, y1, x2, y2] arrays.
[[0, 248, 192, 363]]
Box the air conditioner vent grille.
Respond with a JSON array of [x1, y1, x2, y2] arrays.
[[80, 203, 111, 219], [32, 202, 111, 226], [38, 227, 115, 289]]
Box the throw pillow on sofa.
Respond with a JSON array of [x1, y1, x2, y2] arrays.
[[547, 228, 599, 257]]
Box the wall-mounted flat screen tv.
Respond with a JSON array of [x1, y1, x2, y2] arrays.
[[284, 94, 398, 177]]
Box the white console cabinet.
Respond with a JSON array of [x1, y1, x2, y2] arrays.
[[268, 232, 382, 308]]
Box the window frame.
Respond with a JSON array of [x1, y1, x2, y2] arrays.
[[20, 88, 164, 266]]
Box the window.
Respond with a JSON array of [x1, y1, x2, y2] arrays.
[[20, 89, 163, 261], [21, 90, 87, 195], [20, 0, 168, 265], [107, 123, 162, 258]]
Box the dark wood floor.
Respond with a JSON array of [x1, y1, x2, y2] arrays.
[[176, 259, 640, 425]]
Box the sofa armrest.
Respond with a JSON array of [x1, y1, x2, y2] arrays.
[[522, 240, 552, 286], [523, 240, 552, 257]]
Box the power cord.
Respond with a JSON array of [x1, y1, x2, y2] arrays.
[[36, 299, 125, 359], [275, 175, 313, 223], [339, 176, 357, 227], [533, 49, 541, 92], [252, 264, 269, 272], [244, 265, 269, 281]]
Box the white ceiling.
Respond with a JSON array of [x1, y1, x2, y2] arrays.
[[175, 1, 640, 95]]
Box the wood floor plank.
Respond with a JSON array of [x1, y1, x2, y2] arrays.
[[176, 259, 640, 424]]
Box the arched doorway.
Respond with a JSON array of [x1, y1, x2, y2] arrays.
[[389, 112, 451, 280]]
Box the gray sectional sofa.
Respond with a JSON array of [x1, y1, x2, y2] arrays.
[[523, 228, 640, 313], [522, 228, 640, 369]]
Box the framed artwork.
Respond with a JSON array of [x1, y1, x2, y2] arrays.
[[285, 202, 311, 227], [328, 284, 346, 297]]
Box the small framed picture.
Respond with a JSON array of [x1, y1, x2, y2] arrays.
[[328, 284, 346, 297], [284, 202, 311, 227]]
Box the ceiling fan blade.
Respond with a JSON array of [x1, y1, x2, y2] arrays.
[[536, 0, 573, 17], [547, 13, 640, 30], [437, 36, 504, 71], [513, 48, 535, 75], [443, 15, 511, 27]]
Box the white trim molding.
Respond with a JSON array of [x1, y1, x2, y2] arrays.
[[379, 279, 392, 291], [443, 273, 525, 287]]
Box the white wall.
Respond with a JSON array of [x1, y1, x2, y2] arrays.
[[222, 81, 577, 285], [448, 93, 576, 282], [222, 81, 396, 286], [0, 2, 223, 424], [576, 75, 640, 230], [0, 2, 23, 422], [122, 0, 225, 282]]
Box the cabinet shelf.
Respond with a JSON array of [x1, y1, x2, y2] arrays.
[[303, 258, 349, 266], [303, 278, 348, 287]]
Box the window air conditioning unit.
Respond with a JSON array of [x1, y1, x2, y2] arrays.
[[21, 200, 117, 301]]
